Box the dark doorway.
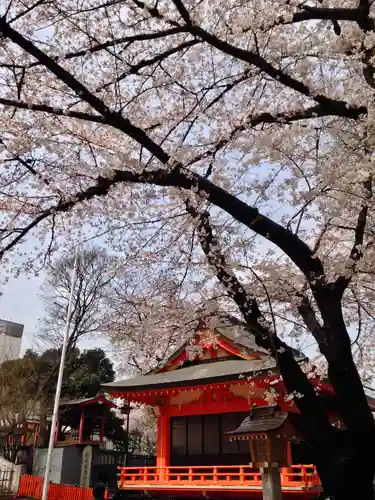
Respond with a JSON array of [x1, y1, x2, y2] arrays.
[[170, 412, 251, 466]]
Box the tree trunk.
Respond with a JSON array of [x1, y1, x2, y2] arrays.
[[317, 460, 374, 500], [313, 430, 375, 500]]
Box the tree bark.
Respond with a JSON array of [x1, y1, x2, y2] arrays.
[[314, 431, 375, 500]]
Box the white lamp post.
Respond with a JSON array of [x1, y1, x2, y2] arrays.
[[41, 248, 79, 500]]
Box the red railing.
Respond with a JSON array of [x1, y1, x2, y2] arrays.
[[118, 465, 321, 491], [17, 475, 94, 500]]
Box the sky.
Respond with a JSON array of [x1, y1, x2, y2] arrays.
[[0, 269, 111, 358], [0, 272, 44, 352]]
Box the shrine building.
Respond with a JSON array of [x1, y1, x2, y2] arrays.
[[102, 315, 343, 499]]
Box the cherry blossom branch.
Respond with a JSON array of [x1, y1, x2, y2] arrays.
[[1, 20, 169, 163], [0, 15, 370, 337], [33, 27, 188, 64], [187, 106, 365, 171], [184, 198, 333, 439], [0, 97, 106, 124], [189, 25, 354, 112], [0, 165, 328, 287], [8, 0, 49, 23], [137, 2, 367, 114], [0, 94, 365, 143], [334, 175, 373, 295], [99, 38, 200, 91]]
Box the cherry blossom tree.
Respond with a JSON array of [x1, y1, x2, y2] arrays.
[[0, 0, 374, 497]]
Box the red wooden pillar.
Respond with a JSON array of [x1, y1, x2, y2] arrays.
[[79, 408, 85, 443], [156, 410, 170, 481]]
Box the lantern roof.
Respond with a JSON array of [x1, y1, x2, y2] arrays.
[[227, 405, 288, 437]]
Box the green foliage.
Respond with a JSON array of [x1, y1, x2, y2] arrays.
[[20, 347, 115, 401], [0, 355, 43, 426], [0, 347, 126, 444], [60, 348, 115, 399]]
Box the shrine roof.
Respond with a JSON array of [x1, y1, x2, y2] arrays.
[[210, 315, 301, 356], [152, 315, 305, 373], [58, 395, 117, 408], [102, 358, 277, 393], [103, 315, 307, 394]]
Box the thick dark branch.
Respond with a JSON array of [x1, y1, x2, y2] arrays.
[[184, 200, 333, 440], [247, 103, 366, 123], [297, 293, 326, 347], [288, 6, 362, 24], [172, 0, 192, 24], [334, 175, 373, 295], [357, 0, 374, 30], [0, 96, 107, 123], [2, 21, 169, 163], [0, 165, 326, 283]]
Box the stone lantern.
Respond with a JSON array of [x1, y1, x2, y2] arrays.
[[227, 405, 296, 500]]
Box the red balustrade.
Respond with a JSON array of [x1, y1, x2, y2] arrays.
[[118, 464, 321, 492]]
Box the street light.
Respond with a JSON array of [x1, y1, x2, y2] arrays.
[[41, 248, 79, 500]]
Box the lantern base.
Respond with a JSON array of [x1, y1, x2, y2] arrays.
[[260, 466, 282, 500]]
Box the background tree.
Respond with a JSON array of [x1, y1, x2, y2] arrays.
[[0, 1, 375, 498], [60, 348, 115, 399], [0, 347, 127, 460], [0, 355, 45, 462], [39, 247, 118, 350]]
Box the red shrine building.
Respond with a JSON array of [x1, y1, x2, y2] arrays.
[[52, 395, 117, 448], [102, 315, 347, 499]]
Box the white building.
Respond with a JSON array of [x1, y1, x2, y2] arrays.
[[0, 319, 24, 363]]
